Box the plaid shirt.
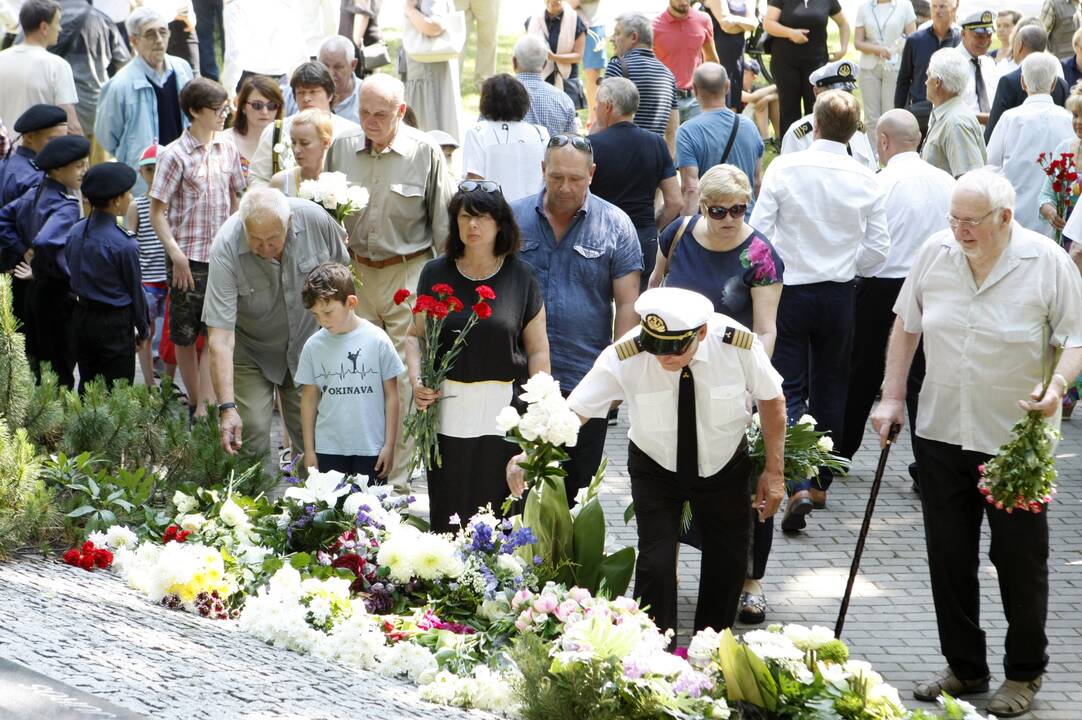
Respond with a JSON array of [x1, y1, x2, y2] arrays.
[[149, 128, 246, 262], [517, 72, 578, 138]]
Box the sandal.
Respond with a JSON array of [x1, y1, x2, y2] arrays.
[[738, 590, 767, 624], [913, 667, 990, 702], [986, 677, 1042, 718]]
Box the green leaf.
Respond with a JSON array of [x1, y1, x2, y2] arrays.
[[66, 505, 97, 518], [86, 474, 100, 498], [290, 552, 312, 569], [571, 496, 605, 591], [111, 498, 134, 512], [623, 500, 635, 525], [263, 556, 284, 574], [596, 546, 635, 598]]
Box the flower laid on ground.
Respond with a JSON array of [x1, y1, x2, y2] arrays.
[[62, 540, 113, 572], [121, 540, 236, 616], [297, 171, 370, 223], [395, 284, 496, 473]]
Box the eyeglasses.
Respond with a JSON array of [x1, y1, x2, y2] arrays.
[[212, 103, 232, 118], [140, 28, 170, 40], [946, 208, 999, 228], [703, 203, 748, 220], [246, 100, 281, 112], [547, 134, 592, 153], [459, 180, 501, 193]]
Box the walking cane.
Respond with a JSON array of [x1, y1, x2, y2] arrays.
[[835, 423, 901, 639]]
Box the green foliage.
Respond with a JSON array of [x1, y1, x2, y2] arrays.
[[0, 275, 33, 428], [0, 418, 61, 557], [42, 451, 151, 538], [22, 366, 66, 445], [162, 409, 271, 496], [716, 629, 779, 711]]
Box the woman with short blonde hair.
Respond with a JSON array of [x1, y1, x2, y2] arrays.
[[269, 109, 333, 197], [697, 163, 753, 206]]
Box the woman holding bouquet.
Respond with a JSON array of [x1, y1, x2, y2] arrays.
[[406, 182, 550, 532], [269, 110, 334, 198]]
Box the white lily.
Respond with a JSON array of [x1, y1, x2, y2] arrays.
[[283, 469, 350, 506]]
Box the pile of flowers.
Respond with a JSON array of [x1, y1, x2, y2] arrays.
[[62, 540, 113, 572]]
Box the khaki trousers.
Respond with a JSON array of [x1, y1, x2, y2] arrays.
[[234, 361, 304, 478], [455, 0, 500, 82], [352, 251, 432, 492]]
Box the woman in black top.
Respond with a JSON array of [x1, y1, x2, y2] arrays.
[[407, 182, 550, 533], [764, 0, 850, 136], [701, 0, 753, 110]]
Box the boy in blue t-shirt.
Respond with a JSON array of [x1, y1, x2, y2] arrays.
[[296, 263, 404, 480]]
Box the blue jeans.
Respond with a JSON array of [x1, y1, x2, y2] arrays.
[[193, 0, 223, 81]]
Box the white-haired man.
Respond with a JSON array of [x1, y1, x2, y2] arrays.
[[204, 188, 349, 471], [872, 169, 1082, 718], [284, 35, 362, 124], [513, 33, 577, 137], [325, 72, 455, 492], [921, 48, 987, 178], [988, 52, 1073, 238]]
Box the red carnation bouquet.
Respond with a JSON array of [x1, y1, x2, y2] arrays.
[[63, 540, 113, 572], [395, 283, 496, 473], [1038, 151, 1079, 248]]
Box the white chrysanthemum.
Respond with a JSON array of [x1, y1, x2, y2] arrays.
[[378, 641, 438, 682], [87, 531, 108, 547], [520, 371, 561, 404], [516, 410, 545, 441], [687, 627, 721, 668], [495, 406, 521, 432], [219, 497, 249, 528], [173, 490, 197, 514], [743, 630, 804, 661], [104, 525, 139, 550], [542, 406, 581, 447], [179, 513, 207, 533], [377, 530, 418, 582]]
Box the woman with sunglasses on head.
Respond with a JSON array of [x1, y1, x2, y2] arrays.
[[648, 162, 784, 626], [406, 181, 550, 533], [228, 76, 284, 184]]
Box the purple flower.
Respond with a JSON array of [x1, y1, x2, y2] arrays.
[[673, 669, 714, 698], [533, 555, 543, 566], [746, 236, 778, 284], [501, 526, 537, 553], [470, 521, 496, 553], [623, 658, 647, 680]]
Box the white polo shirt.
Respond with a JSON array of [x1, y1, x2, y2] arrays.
[[568, 315, 784, 477]]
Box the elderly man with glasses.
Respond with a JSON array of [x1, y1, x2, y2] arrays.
[[872, 168, 1082, 718], [509, 132, 643, 506]]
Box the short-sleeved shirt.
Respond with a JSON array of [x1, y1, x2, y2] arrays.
[[295, 321, 404, 456], [511, 190, 643, 390], [589, 121, 675, 231], [202, 197, 350, 385], [767, 0, 842, 57], [517, 71, 578, 137], [149, 128, 247, 263], [675, 109, 764, 202], [0, 45, 78, 137], [855, 0, 916, 70], [660, 218, 784, 328], [652, 8, 715, 89], [461, 119, 549, 203], [894, 223, 1082, 454], [603, 48, 679, 136], [921, 96, 987, 178]]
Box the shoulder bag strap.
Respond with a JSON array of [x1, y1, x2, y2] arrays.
[[662, 215, 694, 284], [271, 119, 283, 175], [719, 114, 741, 165]]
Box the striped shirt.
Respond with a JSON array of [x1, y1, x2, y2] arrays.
[[604, 48, 678, 137], [134, 195, 167, 283]]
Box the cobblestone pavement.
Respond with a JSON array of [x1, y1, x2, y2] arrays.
[[2, 413, 1080, 719]]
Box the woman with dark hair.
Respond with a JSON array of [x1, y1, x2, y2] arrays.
[[462, 74, 550, 202], [406, 181, 550, 532], [227, 75, 284, 182]]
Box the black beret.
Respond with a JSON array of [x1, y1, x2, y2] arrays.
[[13, 104, 68, 134], [81, 162, 138, 203], [35, 136, 91, 171]]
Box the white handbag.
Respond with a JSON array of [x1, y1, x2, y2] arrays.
[[402, 9, 466, 63]]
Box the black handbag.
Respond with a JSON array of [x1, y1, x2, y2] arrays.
[[562, 76, 587, 110]]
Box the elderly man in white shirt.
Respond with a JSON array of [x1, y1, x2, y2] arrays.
[[872, 169, 1082, 718], [987, 52, 1074, 239], [840, 109, 954, 475], [750, 89, 890, 531]]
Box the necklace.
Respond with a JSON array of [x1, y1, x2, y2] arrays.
[[456, 256, 504, 281]]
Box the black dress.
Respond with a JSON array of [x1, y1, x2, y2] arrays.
[[768, 0, 840, 136], [705, 1, 748, 110], [417, 254, 544, 533]]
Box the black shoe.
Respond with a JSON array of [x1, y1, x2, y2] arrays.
[[607, 407, 618, 426], [781, 491, 814, 532], [909, 462, 921, 496]]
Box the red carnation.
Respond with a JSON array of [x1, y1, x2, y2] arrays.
[[331, 554, 366, 577], [176, 530, 190, 543], [63, 549, 81, 565], [94, 548, 113, 568], [431, 283, 454, 296], [413, 294, 435, 314], [446, 296, 464, 312], [472, 302, 492, 319], [1053, 181, 1063, 193], [430, 301, 450, 319], [476, 284, 495, 300], [393, 288, 411, 305], [1039, 152, 1047, 162], [78, 554, 95, 571], [82, 540, 95, 554], [163, 525, 178, 542], [1068, 172, 1079, 181]]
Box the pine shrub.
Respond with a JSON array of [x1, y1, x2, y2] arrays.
[[0, 275, 33, 428]]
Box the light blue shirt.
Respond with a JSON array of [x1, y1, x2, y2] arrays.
[[675, 108, 764, 204], [294, 321, 405, 456]]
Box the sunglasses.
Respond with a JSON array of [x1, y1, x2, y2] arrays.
[[246, 100, 281, 112], [703, 203, 748, 220], [547, 134, 592, 153], [459, 180, 501, 193]]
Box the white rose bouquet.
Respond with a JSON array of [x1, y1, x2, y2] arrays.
[[298, 171, 370, 224]]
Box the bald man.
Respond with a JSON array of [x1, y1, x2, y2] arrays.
[[839, 109, 955, 466]]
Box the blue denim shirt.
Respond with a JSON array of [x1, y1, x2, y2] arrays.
[[512, 190, 642, 390]]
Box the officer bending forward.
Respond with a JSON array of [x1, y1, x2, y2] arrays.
[[508, 287, 787, 635]]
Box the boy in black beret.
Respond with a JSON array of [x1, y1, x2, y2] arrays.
[[67, 162, 148, 390], [0, 104, 68, 205]]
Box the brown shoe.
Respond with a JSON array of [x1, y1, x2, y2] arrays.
[[913, 667, 990, 702], [986, 677, 1042, 718], [810, 488, 827, 509], [781, 490, 814, 532]]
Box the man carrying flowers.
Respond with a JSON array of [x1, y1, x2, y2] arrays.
[[509, 287, 787, 636], [872, 169, 1082, 718]]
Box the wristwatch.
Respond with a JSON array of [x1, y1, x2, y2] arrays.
[[217, 401, 237, 413]]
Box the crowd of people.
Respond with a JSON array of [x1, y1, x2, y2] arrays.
[[2, 0, 1082, 717]]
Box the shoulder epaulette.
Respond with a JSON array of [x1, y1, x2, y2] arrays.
[[793, 121, 813, 138], [722, 326, 755, 350], [615, 337, 641, 361]]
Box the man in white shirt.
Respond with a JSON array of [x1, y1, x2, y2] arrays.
[[526, 287, 786, 636], [750, 89, 890, 530], [840, 109, 953, 480], [0, 0, 81, 136], [284, 36, 362, 124], [220, 0, 308, 95], [987, 52, 1073, 239], [955, 9, 997, 123]]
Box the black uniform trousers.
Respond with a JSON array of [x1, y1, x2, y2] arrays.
[[562, 414, 609, 508], [913, 436, 1049, 682], [74, 300, 136, 391], [629, 440, 753, 636], [31, 277, 77, 389], [771, 47, 826, 137], [773, 280, 856, 490]]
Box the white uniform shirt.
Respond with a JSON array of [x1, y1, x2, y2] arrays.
[[568, 316, 784, 477], [749, 139, 891, 285], [0, 45, 78, 134], [987, 94, 1074, 239], [875, 151, 955, 278], [895, 222, 1082, 454], [957, 46, 998, 114], [779, 112, 878, 171], [248, 112, 361, 188]]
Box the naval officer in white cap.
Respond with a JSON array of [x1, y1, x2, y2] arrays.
[[508, 287, 787, 635]]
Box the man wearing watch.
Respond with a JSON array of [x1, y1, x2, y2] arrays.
[[202, 187, 349, 473]]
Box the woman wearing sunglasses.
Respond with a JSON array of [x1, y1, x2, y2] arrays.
[[405, 181, 551, 533], [228, 75, 284, 184], [649, 163, 784, 626]]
